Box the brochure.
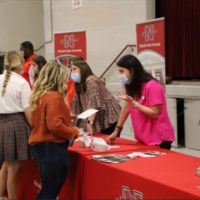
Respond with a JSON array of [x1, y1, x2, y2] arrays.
[[77, 108, 99, 119], [92, 154, 135, 163]]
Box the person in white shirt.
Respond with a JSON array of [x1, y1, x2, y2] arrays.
[[0, 51, 31, 200]]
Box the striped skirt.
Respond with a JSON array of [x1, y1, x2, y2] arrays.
[[0, 113, 31, 163]]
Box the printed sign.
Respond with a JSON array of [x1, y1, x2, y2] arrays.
[[54, 31, 87, 64], [136, 18, 165, 84]]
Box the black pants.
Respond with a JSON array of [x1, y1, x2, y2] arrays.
[[31, 142, 69, 200], [101, 122, 118, 135]]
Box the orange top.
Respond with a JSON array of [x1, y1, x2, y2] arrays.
[[28, 91, 78, 145]]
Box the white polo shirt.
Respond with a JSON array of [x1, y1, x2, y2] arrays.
[[0, 71, 31, 113]]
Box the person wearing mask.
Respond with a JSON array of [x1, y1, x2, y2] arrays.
[[28, 61, 79, 200], [70, 59, 121, 135], [106, 54, 175, 149], [20, 41, 37, 86], [56, 55, 83, 107], [29, 55, 47, 86], [66, 56, 84, 106], [0, 51, 31, 200]]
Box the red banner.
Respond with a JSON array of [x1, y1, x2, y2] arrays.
[[136, 18, 165, 57], [54, 31, 87, 59], [136, 18, 166, 84]]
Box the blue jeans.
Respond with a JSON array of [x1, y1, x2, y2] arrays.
[[31, 142, 69, 200]]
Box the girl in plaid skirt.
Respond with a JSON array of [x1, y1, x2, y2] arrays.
[[0, 51, 31, 200]]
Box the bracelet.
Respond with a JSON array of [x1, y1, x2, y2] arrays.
[[115, 125, 123, 131]]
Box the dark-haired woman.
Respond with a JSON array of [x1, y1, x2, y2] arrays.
[[70, 60, 121, 135], [107, 54, 175, 149], [29, 55, 47, 87]]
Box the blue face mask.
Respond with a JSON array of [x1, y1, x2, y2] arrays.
[[70, 72, 81, 83], [118, 74, 130, 85]]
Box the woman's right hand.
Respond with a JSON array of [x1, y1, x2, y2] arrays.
[[69, 127, 80, 146], [73, 127, 80, 138], [105, 130, 119, 144]]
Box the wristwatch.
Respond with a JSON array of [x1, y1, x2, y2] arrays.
[[87, 120, 94, 125]]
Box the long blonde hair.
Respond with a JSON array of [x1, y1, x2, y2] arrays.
[[1, 51, 24, 96], [29, 61, 68, 116]]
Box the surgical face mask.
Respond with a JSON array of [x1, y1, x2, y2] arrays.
[[70, 72, 81, 83], [118, 74, 130, 85]]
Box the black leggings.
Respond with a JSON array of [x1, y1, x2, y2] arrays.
[[159, 141, 172, 150]]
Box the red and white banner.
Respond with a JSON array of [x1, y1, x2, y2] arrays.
[[136, 18, 165, 84], [54, 31, 87, 65]]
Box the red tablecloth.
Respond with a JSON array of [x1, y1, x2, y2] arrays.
[[82, 149, 200, 200], [65, 134, 146, 200], [16, 134, 200, 200], [17, 134, 141, 200]]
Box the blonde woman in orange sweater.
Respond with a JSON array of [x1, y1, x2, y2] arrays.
[[28, 61, 79, 200]]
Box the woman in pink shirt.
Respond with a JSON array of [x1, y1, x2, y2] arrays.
[[107, 54, 175, 149]]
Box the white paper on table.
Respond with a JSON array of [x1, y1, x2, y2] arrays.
[[74, 136, 120, 151], [77, 108, 99, 119], [127, 152, 155, 158], [107, 145, 120, 149], [92, 137, 119, 151], [75, 135, 92, 147], [75, 136, 107, 149], [92, 137, 107, 145]]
